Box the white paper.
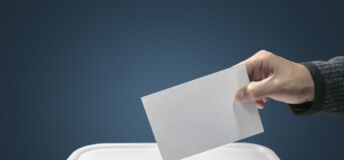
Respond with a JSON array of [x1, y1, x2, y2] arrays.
[[141, 64, 264, 160]]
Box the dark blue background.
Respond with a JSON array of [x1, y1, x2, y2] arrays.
[[2, 0, 344, 159]]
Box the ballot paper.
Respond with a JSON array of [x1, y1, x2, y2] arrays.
[[141, 64, 264, 160]]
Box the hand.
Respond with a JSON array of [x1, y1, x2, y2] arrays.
[[235, 50, 315, 109]]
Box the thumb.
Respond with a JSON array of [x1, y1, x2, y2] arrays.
[[235, 77, 274, 103]]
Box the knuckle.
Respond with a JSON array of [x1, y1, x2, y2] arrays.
[[246, 84, 258, 99], [258, 49, 267, 53], [257, 50, 274, 58]]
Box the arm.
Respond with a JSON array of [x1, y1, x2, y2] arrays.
[[235, 50, 344, 116], [290, 56, 344, 116]]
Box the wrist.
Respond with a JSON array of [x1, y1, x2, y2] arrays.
[[298, 63, 315, 102]]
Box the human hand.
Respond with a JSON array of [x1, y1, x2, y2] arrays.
[[235, 50, 315, 109]]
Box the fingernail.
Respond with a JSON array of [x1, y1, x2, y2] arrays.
[[236, 90, 244, 102]]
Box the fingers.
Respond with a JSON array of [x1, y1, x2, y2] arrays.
[[235, 76, 274, 103], [255, 98, 269, 109], [238, 50, 274, 81], [238, 56, 255, 80], [235, 50, 275, 109], [255, 100, 265, 109]]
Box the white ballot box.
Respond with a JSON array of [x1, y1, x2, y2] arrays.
[[67, 143, 280, 160]]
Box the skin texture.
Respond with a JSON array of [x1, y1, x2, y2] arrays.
[[235, 50, 315, 109]]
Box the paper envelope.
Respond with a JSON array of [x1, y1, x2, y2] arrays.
[[141, 64, 264, 160]]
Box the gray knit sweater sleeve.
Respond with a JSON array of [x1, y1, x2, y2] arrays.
[[289, 56, 344, 116]]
